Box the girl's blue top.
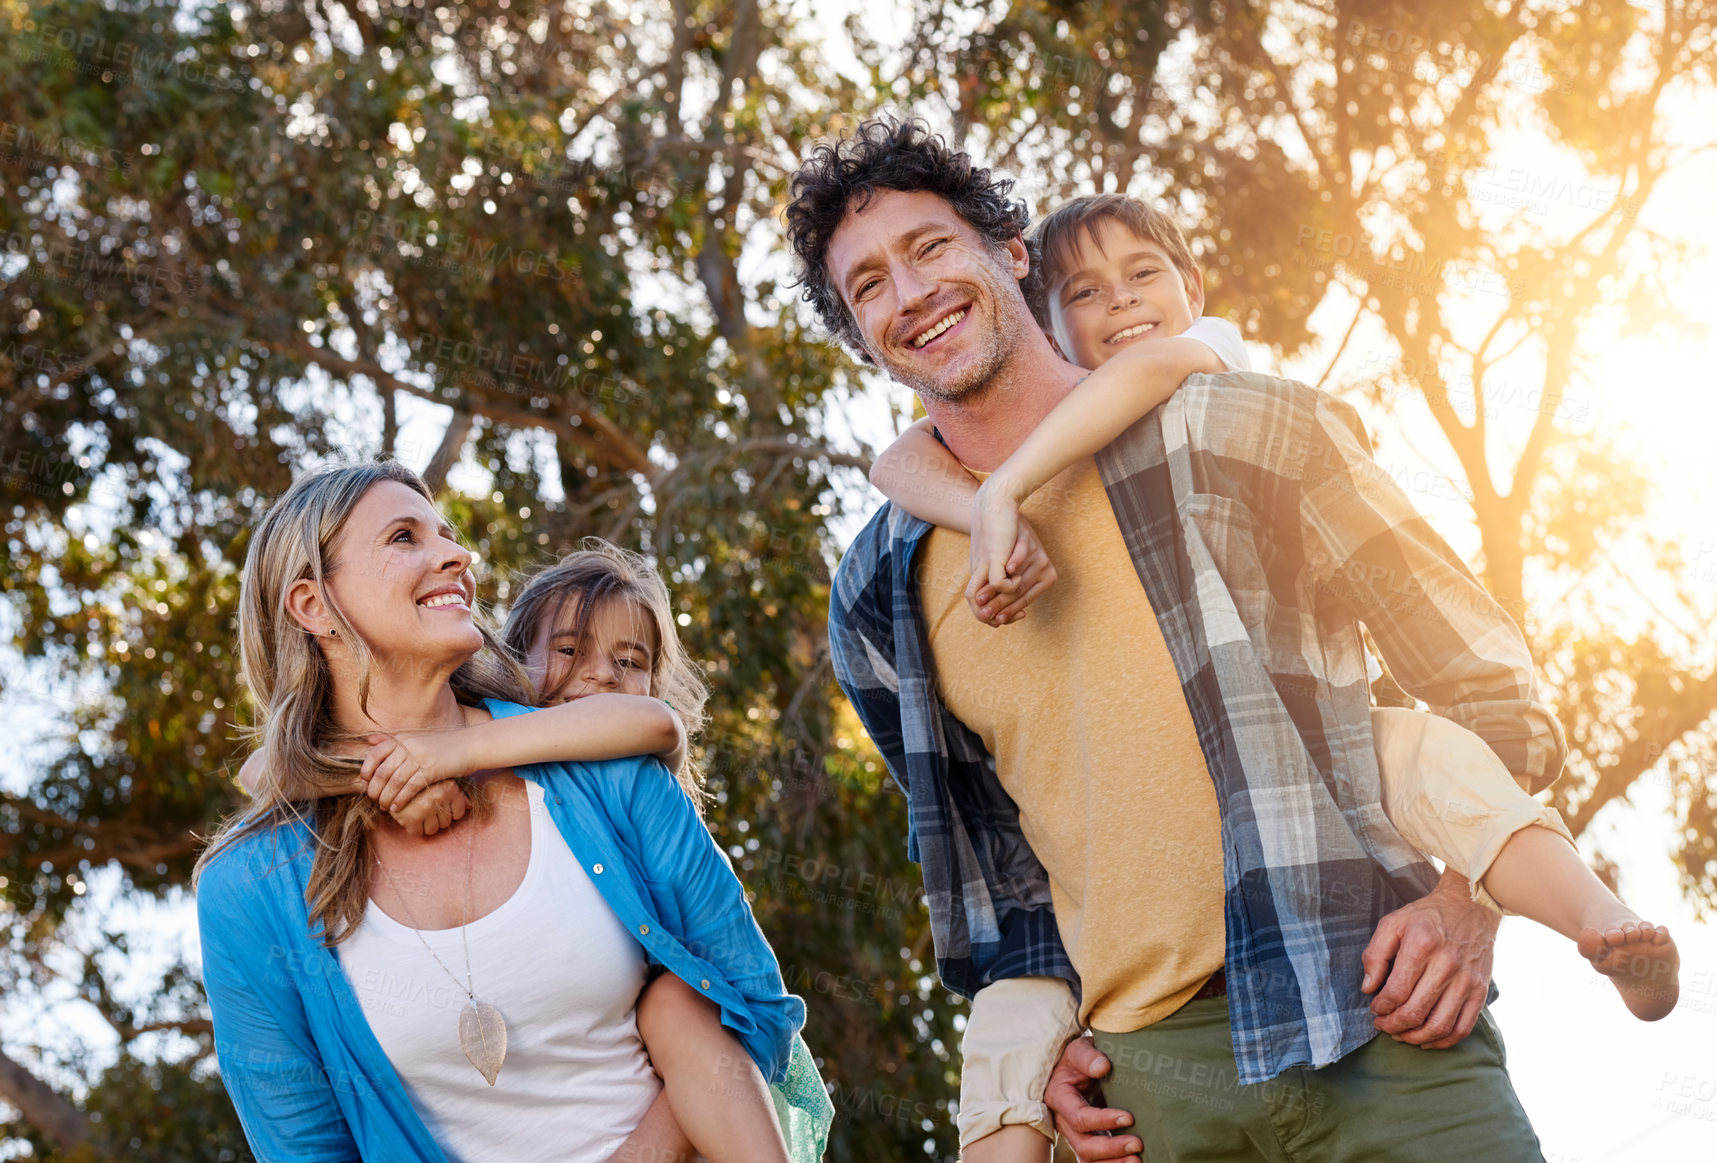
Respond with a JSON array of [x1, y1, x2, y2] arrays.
[[198, 698, 827, 1161]]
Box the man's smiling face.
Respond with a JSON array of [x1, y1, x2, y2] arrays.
[[825, 188, 1028, 403]]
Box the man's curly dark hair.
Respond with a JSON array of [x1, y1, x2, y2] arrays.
[[784, 116, 1041, 359]]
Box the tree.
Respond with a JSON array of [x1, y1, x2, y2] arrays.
[[889, 0, 1717, 899], [2, 0, 953, 1157], [5, 0, 1715, 1158]]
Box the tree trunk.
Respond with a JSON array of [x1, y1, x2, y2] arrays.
[[424, 410, 474, 494], [0, 1047, 92, 1155]]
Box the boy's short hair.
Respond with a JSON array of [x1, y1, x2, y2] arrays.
[[1029, 194, 1200, 327], [785, 116, 1039, 359]]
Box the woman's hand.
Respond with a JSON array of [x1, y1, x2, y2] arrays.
[[361, 729, 474, 813]]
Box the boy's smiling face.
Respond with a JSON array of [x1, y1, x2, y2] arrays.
[[1046, 217, 1205, 371]]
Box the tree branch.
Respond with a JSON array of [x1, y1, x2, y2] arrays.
[[0, 1046, 90, 1155], [423, 410, 473, 494]]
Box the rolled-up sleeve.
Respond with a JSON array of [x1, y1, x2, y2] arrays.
[[624, 761, 802, 1084], [1298, 393, 1566, 792]]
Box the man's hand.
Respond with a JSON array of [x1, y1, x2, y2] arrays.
[[1362, 869, 1499, 1049], [1044, 1036, 1142, 1162], [361, 730, 473, 813]]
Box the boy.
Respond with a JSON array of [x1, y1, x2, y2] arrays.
[[869, 193, 1679, 1163]]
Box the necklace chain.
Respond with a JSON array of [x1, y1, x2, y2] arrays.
[[374, 813, 478, 1007], [372, 801, 512, 1085]]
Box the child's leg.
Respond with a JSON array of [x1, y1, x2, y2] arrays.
[[1372, 707, 1679, 1021], [962, 1125, 1054, 1163], [1480, 826, 1679, 1020], [958, 977, 1082, 1163], [636, 971, 789, 1163]]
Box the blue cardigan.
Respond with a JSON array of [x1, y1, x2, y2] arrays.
[[198, 699, 807, 1162]]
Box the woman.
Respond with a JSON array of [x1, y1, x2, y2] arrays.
[[195, 460, 813, 1161]]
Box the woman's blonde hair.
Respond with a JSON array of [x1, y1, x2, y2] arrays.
[[195, 460, 533, 945], [501, 539, 709, 802]]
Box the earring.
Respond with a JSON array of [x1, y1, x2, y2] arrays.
[[327, 628, 338, 637]]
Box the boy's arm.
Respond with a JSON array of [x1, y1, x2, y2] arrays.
[[365, 694, 684, 811], [986, 336, 1225, 507], [969, 336, 1224, 592], [872, 419, 1058, 628], [869, 418, 981, 531]]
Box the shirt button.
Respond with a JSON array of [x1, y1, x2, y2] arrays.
[[700, 979, 711, 990], [592, 864, 603, 875], [555, 796, 563, 804], [638, 924, 650, 935]]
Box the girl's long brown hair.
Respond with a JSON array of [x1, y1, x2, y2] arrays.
[[501, 538, 709, 804], [194, 460, 533, 945]]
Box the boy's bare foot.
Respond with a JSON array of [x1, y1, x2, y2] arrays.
[[1576, 921, 1680, 1021]]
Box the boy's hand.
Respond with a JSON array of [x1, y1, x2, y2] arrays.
[[967, 520, 1058, 626], [967, 478, 1023, 600], [361, 730, 472, 813], [967, 480, 1057, 626], [389, 781, 470, 837]]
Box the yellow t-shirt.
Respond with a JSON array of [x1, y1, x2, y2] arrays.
[[917, 458, 1226, 1033]]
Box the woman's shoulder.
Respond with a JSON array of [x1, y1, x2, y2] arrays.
[[197, 814, 316, 913], [477, 696, 531, 721]]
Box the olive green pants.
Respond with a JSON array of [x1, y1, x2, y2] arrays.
[[1092, 998, 1544, 1162]]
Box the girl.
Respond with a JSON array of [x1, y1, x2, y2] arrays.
[[357, 539, 835, 1162], [869, 193, 1678, 1162], [200, 461, 830, 1163]]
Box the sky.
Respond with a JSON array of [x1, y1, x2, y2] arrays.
[[5, 3, 1716, 1159]]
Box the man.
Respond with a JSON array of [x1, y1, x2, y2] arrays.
[[791, 118, 1563, 1161]]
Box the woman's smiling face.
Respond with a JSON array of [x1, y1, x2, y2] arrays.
[[318, 480, 481, 668], [525, 595, 658, 704]]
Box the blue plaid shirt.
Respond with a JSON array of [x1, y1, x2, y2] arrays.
[[828, 371, 1566, 1084]]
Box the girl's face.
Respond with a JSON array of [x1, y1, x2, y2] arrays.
[[1045, 217, 1204, 371], [311, 480, 480, 668], [525, 596, 657, 704]]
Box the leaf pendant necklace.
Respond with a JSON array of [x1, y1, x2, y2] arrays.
[[377, 815, 509, 1086]]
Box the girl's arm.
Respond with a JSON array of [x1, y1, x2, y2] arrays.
[[235, 749, 366, 800], [869, 417, 982, 531], [969, 336, 1226, 593], [363, 694, 685, 812], [235, 748, 469, 837], [605, 1089, 697, 1163]]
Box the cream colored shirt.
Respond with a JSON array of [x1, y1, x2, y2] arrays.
[[918, 458, 1226, 1033]]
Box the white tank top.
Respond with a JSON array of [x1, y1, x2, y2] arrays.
[[338, 780, 659, 1162]]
